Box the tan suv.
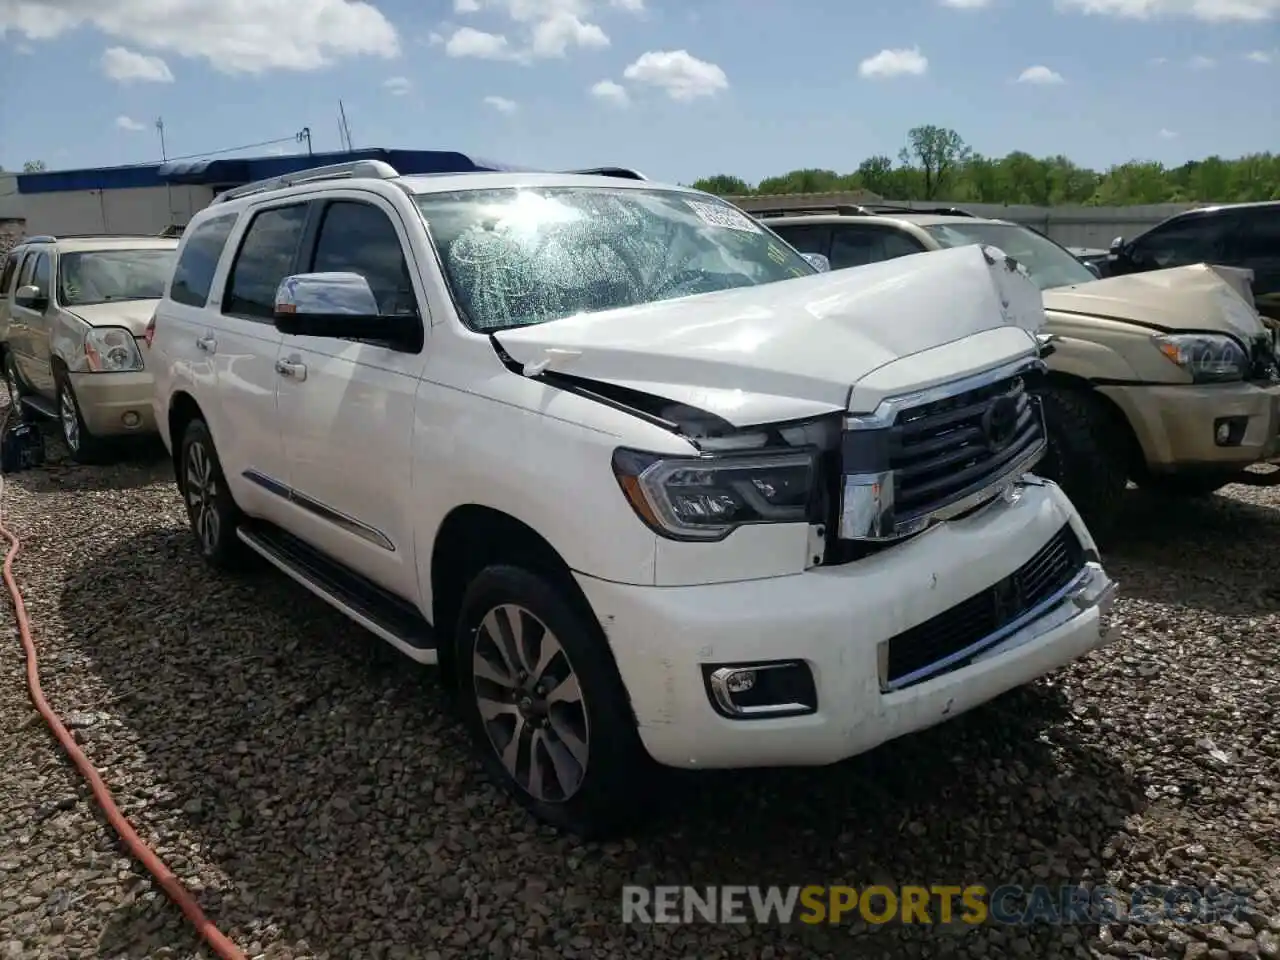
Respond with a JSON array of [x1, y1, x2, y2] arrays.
[[0, 234, 178, 461], [757, 204, 1280, 535]]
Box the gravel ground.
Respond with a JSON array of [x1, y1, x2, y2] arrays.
[[1, 417, 1277, 960]]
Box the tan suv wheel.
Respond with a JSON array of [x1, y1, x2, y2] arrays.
[[54, 371, 110, 464]]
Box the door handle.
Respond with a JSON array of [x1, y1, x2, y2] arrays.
[[275, 359, 308, 381], [196, 335, 217, 353]]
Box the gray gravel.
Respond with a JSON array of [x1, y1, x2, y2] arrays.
[[1, 419, 1277, 960]]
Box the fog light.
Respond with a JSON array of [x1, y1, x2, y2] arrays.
[[703, 661, 817, 719], [1214, 416, 1247, 447], [122, 411, 141, 428]]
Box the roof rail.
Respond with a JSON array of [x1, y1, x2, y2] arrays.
[[20, 232, 180, 243], [211, 158, 401, 205], [859, 203, 977, 217], [748, 204, 870, 219], [563, 166, 648, 181], [21, 235, 58, 244]]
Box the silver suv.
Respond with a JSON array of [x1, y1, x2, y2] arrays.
[[0, 234, 178, 460]]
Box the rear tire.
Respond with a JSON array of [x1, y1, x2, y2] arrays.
[[177, 418, 246, 569], [1033, 386, 1129, 538], [454, 564, 651, 838]]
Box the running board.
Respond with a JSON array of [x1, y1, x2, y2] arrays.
[[19, 395, 57, 418], [236, 520, 438, 664]]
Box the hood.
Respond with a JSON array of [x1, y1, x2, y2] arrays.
[[493, 243, 1044, 428], [1044, 263, 1264, 341], [66, 300, 160, 337]]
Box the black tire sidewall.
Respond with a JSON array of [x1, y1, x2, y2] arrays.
[[54, 372, 102, 463], [454, 564, 649, 837], [178, 419, 242, 566], [1035, 386, 1128, 536]]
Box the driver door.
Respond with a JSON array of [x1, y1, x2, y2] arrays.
[[8, 249, 57, 396]]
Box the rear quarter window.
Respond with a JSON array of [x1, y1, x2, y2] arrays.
[[169, 214, 238, 308]]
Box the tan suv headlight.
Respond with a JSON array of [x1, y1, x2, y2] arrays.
[[84, 327, 145, 373], [1153, 333, 1247, 384]]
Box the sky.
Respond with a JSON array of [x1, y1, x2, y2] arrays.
[[0, 0, 1277, 186]]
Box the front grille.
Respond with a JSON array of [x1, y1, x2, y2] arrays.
[[889, 373, 1044, 523], [883, 523, 1085, 689]]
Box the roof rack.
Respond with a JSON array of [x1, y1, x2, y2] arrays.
[[212, 158, 400, 205], [748, 202, 978, 220], [20, 233, 167, 244], [562, 167, 648, 181], [747, 204, 869, 219]]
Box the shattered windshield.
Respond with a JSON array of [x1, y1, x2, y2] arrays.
[[924, 222, 1096, 291], [414, 186, 816, 332]]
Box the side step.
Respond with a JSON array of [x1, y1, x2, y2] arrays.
[[237, 520, 438, 664]]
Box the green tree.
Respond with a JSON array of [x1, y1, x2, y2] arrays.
[[22, 160, 47, 173], [900, 125, 971, 200], [690, 174, 752, 196], [698, 126, 1280, 206]]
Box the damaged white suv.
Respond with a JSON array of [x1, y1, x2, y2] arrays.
[[149, 159, 1117, 836]]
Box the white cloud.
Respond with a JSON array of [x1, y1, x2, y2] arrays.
[[1017, 64, 1066, 83], [101, 45, 173, 83], [940, 0, 992, 7], [1244, 49, 1273, 62], [622, 49, 728, 100], [610, 0, 644, 9], [115, 115, 145, 132], [384, 75, 411, 95], [454, 0, 481, 10], [426, 31, 444, 45], [0, 0, 400, 74], [529, 12, 608, 56], [1189, 54, 1216, 68], [483, 94, 518, 113], [858, 47, 929, 79], [1159, 128, 1178, 138], [445, 26, 517, 59], [589, 78, 629, 106], [1056, 0, 1280, 21]]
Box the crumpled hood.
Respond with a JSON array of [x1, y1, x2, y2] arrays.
[[1044, 263, 1265, 341], [494, 243, 1044, 428], [66, 300, 160, 337]]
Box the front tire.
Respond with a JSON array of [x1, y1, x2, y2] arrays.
[[455, 565, 650, 837], [1034, 386, 1129, 538], [178, 418, 245, 569], [55, 371, 110, 464]]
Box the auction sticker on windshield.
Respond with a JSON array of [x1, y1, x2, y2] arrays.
[[685, 199, 761, 234]]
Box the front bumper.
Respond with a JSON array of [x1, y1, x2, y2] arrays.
[[1099, 380, 1280, 471], [68, 370, 157, 437], [577, 479, 1116, 770]]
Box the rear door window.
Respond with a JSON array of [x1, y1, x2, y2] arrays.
[[223, 204, 310, 321], [170, 214, 237, 308], [829, 225, 927, 270], [769, 224, 832, 260], [1129, 215, 1230, 270]]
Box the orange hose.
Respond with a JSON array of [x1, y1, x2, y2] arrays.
[[1, 474, 247, 960]]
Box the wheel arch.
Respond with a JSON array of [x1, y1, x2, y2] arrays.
[[1041, 369, 1146, 476]]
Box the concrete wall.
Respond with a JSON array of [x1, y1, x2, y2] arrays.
[[0, 174, 24, 259], [9, 184, 214, 237], [729, 193, 1203, 249]]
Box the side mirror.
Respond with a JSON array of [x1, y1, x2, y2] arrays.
[[272, 272, 421, 350], [13, 284, 47, 310], [801, 252, 831, 273], [1109, 236, 1124, 254]]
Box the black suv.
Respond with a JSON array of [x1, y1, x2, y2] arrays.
[[1106, 201, 1280, 322]]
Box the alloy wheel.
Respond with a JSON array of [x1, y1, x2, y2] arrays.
[[472, 603, 590, 803], [59, 388, 80, 452], [185, 441, 221, 554]]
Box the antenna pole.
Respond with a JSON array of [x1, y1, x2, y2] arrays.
[[338, 100, 354, 152], [155, 118, 167, 161], [296, 126, 312, 155]]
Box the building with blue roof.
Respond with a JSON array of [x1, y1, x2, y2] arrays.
[[4, 148, 528, 238]]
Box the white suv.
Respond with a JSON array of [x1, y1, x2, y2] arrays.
[[149, 159, 1117, 836]]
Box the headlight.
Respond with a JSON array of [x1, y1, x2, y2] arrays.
[[1153, 333, 1247, 384], [612, 447, 819, 541], [84, 327, 144, 372]]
